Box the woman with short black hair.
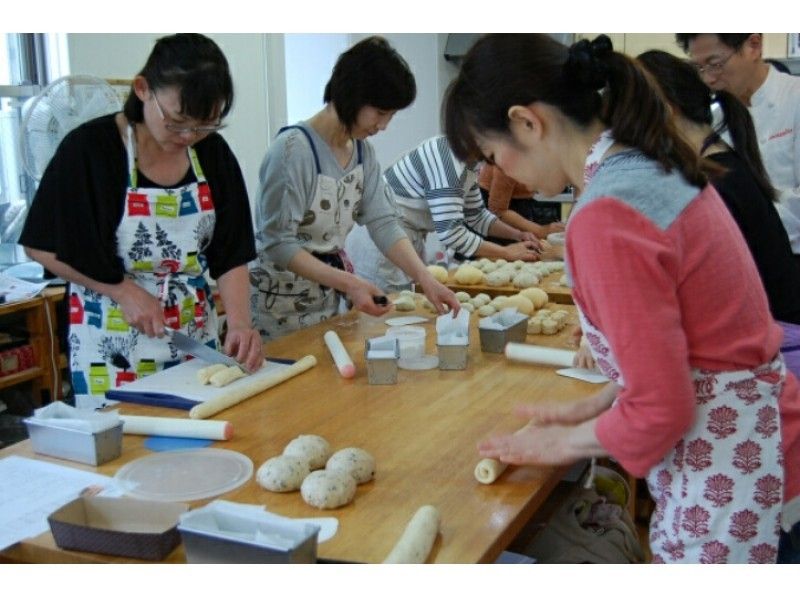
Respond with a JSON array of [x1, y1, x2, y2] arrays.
[[21, 33, 263, 409], [251, 36, 457, 338]]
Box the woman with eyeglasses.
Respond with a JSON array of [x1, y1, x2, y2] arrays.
[[447, 33, 800, 563], [20, 33, 263, 409], [250, 36, 458, 340]]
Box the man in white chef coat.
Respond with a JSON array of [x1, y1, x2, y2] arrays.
[[676, 33, 800, 260]]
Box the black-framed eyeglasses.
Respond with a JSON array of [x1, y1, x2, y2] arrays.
[[151, 92, 226, 135], [692, 51, 735, 76]]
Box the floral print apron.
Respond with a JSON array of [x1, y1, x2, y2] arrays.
[[574, 131, 785, 563], [68, 126, 219, 409], [250, 126, 362, 339]]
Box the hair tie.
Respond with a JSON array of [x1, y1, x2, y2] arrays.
[[565, 34, 613, 90]]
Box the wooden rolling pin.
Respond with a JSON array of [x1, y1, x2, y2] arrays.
[[189, 355, 318, 420]]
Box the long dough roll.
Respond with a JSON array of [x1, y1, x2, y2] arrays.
[[474, 458, 508, 484], [121, 415, 232, 440], [189, 355, 318, 420], [382, 505, 440, 564]]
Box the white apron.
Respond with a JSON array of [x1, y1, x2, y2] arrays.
[[574, 131, 785, 563], [250, 126, 362, 339], [68, 126, 219, 408]]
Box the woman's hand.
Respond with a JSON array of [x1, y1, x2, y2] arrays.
[[416, 273, 460, 315], [223, 326, 264, 373], [503, 240, 541, 262], [573, 343, 596, 370], [478, 422, 577, 466], [110, 279, 167, 337], [517, 231, 542, 249], [545, 221, 566, 235], [345, 276, 393, 317]]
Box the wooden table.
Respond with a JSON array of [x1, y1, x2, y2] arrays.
[[445, 271, 573, 304], [0, 303, 592, 564]]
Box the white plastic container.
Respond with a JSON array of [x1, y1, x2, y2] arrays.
[[386, 326, 426, 360]]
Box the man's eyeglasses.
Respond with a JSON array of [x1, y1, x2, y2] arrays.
[[151, 93, 225, 135], [692, 51, 735, 77]]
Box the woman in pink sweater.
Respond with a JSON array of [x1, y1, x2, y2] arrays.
[[445, 34, 800, 563]]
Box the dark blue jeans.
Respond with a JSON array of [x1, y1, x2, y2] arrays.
[[778, 521, 800, 563]]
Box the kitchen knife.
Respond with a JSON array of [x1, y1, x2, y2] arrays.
[[169, 330, 242, 368]]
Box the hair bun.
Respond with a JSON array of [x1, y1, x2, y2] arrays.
[[565, 34, 613, 90]]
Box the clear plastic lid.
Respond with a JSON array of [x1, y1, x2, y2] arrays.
[[114, 448, 253, 502]]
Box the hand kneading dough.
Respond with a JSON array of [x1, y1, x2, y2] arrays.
[[383, 505, 441, 563], [209, 365, 247, 387], [474, 458, 509, 484], [256, 455, 311, 492], [301, 469, 357, 509], [197, 363, 227, 384], [325, 447, 376, 484], [426, 264, 449, 284], [283, 434, 331, 470], [454, 265, 484, 285]]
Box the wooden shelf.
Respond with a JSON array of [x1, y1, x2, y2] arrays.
[[0, 366, 44, 390]]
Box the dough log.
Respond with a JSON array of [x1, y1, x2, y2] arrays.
[[189, 355, 318, 419], [209, 365, 247, 387], [382, 505, 440, 564], [474, 458, 508, 484]]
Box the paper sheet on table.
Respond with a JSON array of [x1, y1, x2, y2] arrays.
[[0, 272, 48, 304], [0, 455, 122, 551], [556, 367, 609, 384], [211, 500, 338, 543]]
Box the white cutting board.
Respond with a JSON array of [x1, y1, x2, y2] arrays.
[[109, 358, 290, 403]]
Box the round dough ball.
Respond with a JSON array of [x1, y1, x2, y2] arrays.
[[535, 309, 552, 319], [512, 271, 540, 289], [474, 293, 491, 305], [512, 260, 525, 270], [393, 296, 416, 311], [460, 302, 475, 313], [504, 294, 534, 315], [495, 259, 508, 267], [426, 264, 449, 284], [454, 265, 484, 285], [559, 274, 569, 286], [527, 318, 542, 334], [326, 447, 376, 484], [301, 470, 357, 509], [477, 304, 496, 317], [256, 455, 310, 492], [490, 295, 510, 309], [455, 291, 472, 302], [480, 261, 498, 273], [485, 270, 512, 287], [283, 434, 331, 470], [541, 318, 559, 335], [519, 287, 549, 309]]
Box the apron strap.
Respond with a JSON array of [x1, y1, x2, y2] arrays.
[[356, 139, 363, 165], [279, 125, 322, 175]]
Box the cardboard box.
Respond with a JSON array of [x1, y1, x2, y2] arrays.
[[25, 419, 122, 466], [47, 496, 188, 560]]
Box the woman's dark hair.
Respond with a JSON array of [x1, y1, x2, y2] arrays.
[[637, 49, 776, 202], [675, 34, 754, 53], [123, 33, 234, 124], [323, 36, 416, 131], [444, 34, 707, 188]]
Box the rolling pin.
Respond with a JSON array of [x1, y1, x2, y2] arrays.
[[504, 343, 576, 368], [121, 415, 233, 440], [323, 330, 356, 378], [189, 355, 318, 420]]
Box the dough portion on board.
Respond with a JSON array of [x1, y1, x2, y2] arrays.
[[197, 363, 227, 385], [382, 505, 441, 563], [209, 365, 247, 387]]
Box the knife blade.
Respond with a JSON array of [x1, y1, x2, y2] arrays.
[[169, 330, 241, 368]]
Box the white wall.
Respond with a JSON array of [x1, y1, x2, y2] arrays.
[[66, 33, 271, 204], [284, 34, 348, 125]]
